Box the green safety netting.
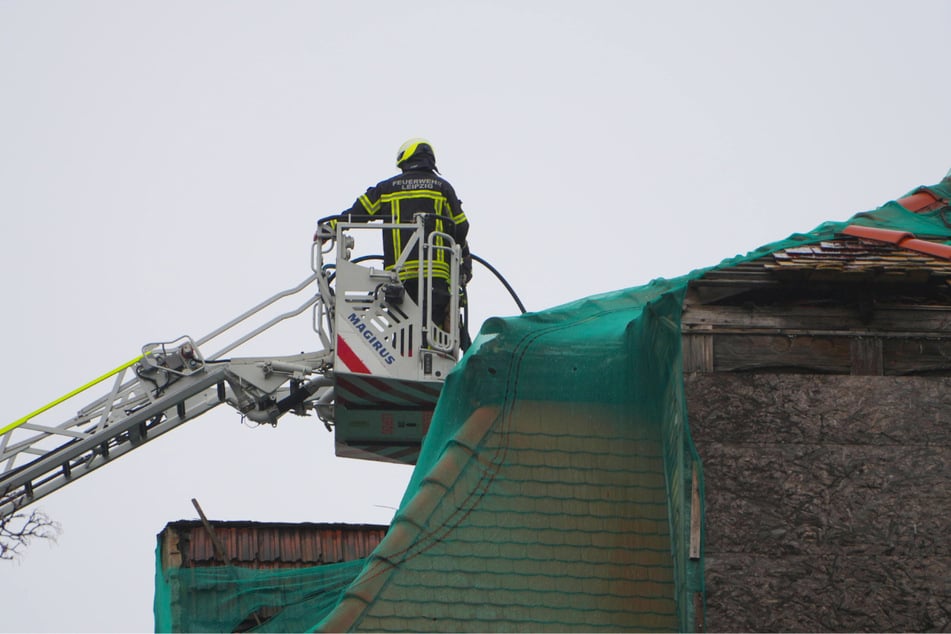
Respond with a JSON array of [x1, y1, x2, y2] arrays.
[[154, 551, 366, 633], [155, 177, 951, 633]]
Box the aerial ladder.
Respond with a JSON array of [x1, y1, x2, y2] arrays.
[[0, 216, 465, 522]]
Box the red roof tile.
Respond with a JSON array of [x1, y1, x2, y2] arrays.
[[898, 189, 945, 213], [842, 225, 951, 260]]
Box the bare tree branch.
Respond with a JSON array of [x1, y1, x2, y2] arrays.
[[0, 509, 61, 561]]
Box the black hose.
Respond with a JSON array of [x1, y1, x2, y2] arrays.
[[324, 252, 526, 314], [471, 253, 527, 314]]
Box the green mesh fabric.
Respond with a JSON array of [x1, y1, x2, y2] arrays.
[[156, 178, 951, 632], [154, 544, 367, 633]]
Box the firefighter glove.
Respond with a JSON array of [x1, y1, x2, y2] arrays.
[[461, 254, 473, 284]]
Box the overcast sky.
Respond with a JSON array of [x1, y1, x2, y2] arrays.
[[1, 1, 949, 631]]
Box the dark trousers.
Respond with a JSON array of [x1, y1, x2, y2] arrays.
[[405, 277, 451, 327], [405, 278, 471, 350]]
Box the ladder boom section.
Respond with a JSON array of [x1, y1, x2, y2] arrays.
[[1, 266, 336, 521], [0, 365, 230, 520]]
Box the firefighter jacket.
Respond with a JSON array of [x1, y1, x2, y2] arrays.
[[336, 167, 469, 284]]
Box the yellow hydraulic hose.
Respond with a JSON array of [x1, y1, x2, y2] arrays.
[[0, 355, 144, 436]]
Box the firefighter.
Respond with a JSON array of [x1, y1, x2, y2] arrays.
[[316, 138, 472, 342]]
